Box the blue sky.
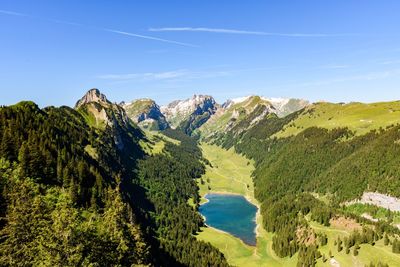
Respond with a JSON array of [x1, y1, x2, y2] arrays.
[[1, 0, 400, 107]]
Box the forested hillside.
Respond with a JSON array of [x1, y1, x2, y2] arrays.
[[2, 90, 400, 266], [209, 102, 400, 265], [0, 101, 150, 266], [137, 129, 228, 266], [0, 91, 228, 266]]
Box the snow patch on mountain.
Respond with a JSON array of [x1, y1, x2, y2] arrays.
[[262, 97, 290, 110], [161, 95, 217, 128]]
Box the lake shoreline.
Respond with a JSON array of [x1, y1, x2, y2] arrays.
[[201, 190, 262, 239], [199, 192, 258, 246]]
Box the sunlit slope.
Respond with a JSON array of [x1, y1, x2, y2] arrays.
[[198, 143, 255, 200], [139, 130, 180, 155], [275, 101, 400, 138], [196, 96, 274, 139], [309, 221, 400, 267], [196, 143, 400, 267]]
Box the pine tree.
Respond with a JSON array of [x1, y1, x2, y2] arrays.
[[392, 238, 400, 253], [384, 233, 389, 246], [0, 128, 16, 161], [337, 237, 343, 252]]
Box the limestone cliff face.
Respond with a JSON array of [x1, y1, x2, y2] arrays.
[[75, 88, 111, 109], [161, 95, 218, 129], [160, 95, 218, 135], [75, 89, 140, 151], [123, 99, 169, 130]]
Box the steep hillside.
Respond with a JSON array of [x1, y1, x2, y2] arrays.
[[0, 89, 229, 267], [75, 89, 144, 152], [203, 99, 400, 266], [265, 97, 309, 117], [0, 99, 149, 266], [123, 98, 169, 130], [222, 96, 308, 117], [196, 95, 276, 141], [161, 95, 218, 132], [275, 101, 400, 138]]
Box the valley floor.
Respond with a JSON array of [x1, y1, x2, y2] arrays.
[[195, 143, 400, 267], [195, 143, 297, 267]]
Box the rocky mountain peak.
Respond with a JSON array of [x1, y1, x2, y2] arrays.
[[123, 98, 169, 130], [74, 89, 133, 150], [222, 95, 309, 117], [75, 88, 111, 108], [161, 94, 218, 129]]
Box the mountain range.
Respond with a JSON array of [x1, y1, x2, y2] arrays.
[[121, 92, 309, 134], [2, 88, 400, 267]]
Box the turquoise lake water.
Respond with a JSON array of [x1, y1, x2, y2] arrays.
[[199, 193, 258, 246]]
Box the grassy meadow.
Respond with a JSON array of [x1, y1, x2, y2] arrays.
[[275, 101, 400, 138], [196, 143, 400, 266], [196, 143, 297, 266]]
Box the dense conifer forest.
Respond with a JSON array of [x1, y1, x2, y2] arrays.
[[0, 101, 228, 266]]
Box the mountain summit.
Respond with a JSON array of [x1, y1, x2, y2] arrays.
[[161, 95, 218, 131], [223, 96, 309, 117], [75, 88, 111, 109], [75, 89, 139, 150]]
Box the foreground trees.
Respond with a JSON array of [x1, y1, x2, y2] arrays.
[[0, 102, 228, 266]]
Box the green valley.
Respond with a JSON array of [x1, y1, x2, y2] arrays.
[[2, 89, 400, 267], [196, 143, 297, 267]]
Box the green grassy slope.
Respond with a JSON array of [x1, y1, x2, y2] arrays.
[[198, 143, 254, 199], [139, 130, 181, 155], [196, 96, 273, 140], [196, 144, 298, 267], [309, 221, 400, 267], [275, 101, 400, 138]]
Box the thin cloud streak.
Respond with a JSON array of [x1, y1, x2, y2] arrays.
[[0, 9, 196, 47], [0, 9, 27, 16], [380, 60, 400, 65], [149, 27, 356, 37], [298, 68, 400, 87], [98, 70, 189, 81], [96, 65, 292, 82], [97, 69, 231, 82], [319, 64, 350, 69], [103, 29, 197, 47]]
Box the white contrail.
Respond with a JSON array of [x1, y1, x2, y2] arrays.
[[0, 9, 197, 47], [149, 27, 356, 37], [103, 29, 198, 47]]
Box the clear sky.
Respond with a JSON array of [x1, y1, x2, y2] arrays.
[[1, 0, 400, 107]]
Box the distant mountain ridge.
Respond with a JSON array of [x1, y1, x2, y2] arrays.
[[124, 94, 309, 134], [196, 95, 277, 140], [160, 95, 218, 130]]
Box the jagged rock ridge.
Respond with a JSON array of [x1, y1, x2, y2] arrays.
[[161, 95, 218, 132], [75, 88, 111, 109], [196, 95, 277, 139], [123, 99, 169, 130]]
